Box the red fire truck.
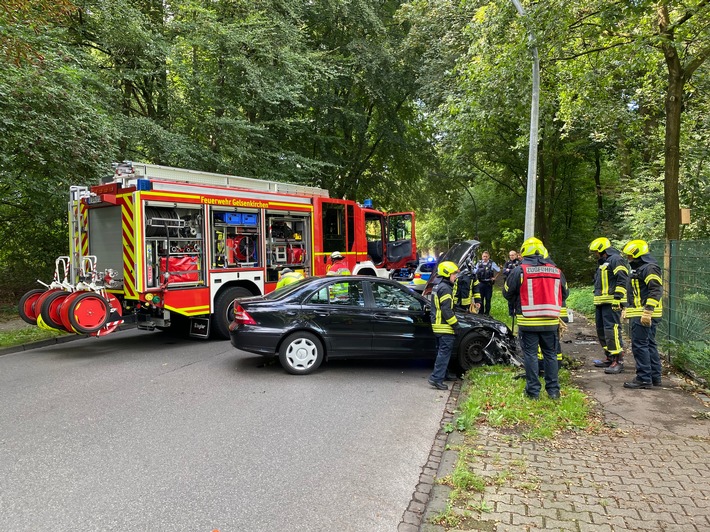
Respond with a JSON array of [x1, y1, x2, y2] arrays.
[[18, 162, 416, 339]]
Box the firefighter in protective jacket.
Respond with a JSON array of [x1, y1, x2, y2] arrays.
[[622, 240, 663, 389], [589, 237, 629, 373], [428, 261, 462, 390], [326, 251, 351, 276], [503, 238, 568, 400], [453, 260, 481, 312], [275, 268, 304, 290]]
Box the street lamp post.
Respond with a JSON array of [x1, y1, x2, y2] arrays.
[[510, 0, 539, 240]]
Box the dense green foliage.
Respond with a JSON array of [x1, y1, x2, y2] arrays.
[[3, 0, 710, 295]]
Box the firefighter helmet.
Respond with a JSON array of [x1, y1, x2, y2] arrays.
[[330, 251, 343, 261], [520, 238, 546, 257], [622, 240, 649, 259], [437, 261, 459, 277], [281, 268, 293, 274], [589, 237, 611, 253]]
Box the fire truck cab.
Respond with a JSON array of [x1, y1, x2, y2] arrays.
[[18, 162, 416, 340]]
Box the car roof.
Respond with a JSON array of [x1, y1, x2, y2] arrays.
[[263, 275, 429, 303]]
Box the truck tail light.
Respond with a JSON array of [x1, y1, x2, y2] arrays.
[[233, 304, 256, 325]]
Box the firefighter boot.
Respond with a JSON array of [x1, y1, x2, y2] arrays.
[[605, 355, 624, 374], [593, 351, 612, 368], [604, 355, 624, 375]]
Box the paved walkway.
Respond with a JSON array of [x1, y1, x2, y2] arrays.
[[405, 315, 710, 531]]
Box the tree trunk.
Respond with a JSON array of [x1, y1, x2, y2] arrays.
[[662, 43, 683, 241], [594, 145, 602, 224]]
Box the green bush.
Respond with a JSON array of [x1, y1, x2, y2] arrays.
[[566, 286, 595, 318], [668, 340, 710, 385]]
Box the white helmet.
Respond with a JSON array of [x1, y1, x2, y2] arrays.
[[330, 251, 343, 261]]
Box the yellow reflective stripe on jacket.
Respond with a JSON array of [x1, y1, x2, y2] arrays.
[[517, 316, 559, 327], [626, 277, 663, 317], [595, 261, 628, 304], [645, 273, 662, 285], [433, 292, 456, 334], [600, 265, 609, 299], [614, 264, 629, 276], [630, 279, 641, 308], [625, 307, 663, 318]]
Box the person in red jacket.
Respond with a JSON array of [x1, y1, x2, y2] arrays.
[[326, 251, 351, 276], [503, 238, 567, 400]]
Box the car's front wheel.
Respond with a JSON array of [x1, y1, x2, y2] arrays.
[[457, 331, 491, 370], [279, 332, 324, 375]]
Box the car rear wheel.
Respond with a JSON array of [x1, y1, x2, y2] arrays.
[[279, 332, 324, 375], [457, 332, 490, 370]]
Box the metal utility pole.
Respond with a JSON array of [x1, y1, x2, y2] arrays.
[[510, 0, 539, 240]]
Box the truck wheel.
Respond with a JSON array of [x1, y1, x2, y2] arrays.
[[213, 286, 253, 339], [18, 289, 46, 325], [279, 332, 324, 375]]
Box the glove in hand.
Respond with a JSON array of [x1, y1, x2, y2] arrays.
[[611, 299, 621, 311], [621, 308, 627, 320], [558, 318, 568, 337], [641, 308, 653, 327]]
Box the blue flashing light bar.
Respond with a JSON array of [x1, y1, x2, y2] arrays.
[[136, 178, 152, 191]]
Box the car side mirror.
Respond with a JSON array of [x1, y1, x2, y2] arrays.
[[424, 304, 431, 313]]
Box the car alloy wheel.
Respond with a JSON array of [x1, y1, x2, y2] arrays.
[[279, 332, 324, 375], [457, 332, 489, 370]]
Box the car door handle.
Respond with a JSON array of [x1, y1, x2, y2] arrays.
[[315, 311, 330, 317], [374, 313, 390, 319]]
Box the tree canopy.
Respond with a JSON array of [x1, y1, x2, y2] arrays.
[[2, 0, 710, 293]]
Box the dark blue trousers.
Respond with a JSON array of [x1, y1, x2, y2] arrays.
[[630, 318, 661, 383], [595, 304, 624, 355], [479, 282, 493, 314], [430, 334, 455, 384], [520, 330, 559, 398]]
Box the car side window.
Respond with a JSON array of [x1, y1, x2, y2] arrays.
[[372, 282, 424, 311], [307, 281, 365, 307]]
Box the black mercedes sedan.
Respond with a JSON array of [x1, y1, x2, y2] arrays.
[[229, 276, 520, 375]]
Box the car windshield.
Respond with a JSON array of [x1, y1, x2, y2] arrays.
[[264, 276, 319, 300]]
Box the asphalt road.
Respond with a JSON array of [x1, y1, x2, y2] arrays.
[[0, 330, 448, 532]]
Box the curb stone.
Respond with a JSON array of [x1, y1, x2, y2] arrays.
[[398, 380, 462, 532]]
